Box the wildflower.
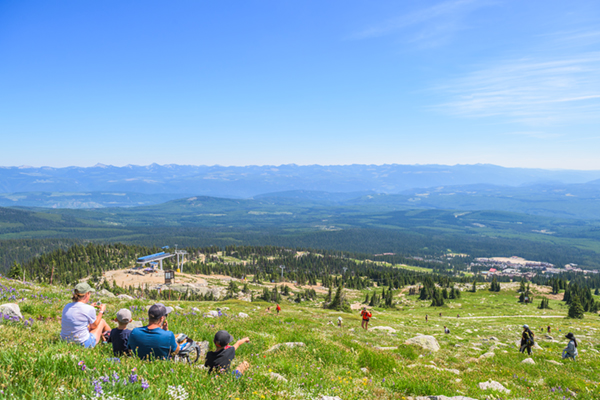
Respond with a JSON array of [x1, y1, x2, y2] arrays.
[[93, 380, 103, 395], [141, 380, 149, 390], [129, 373, 138, 383]]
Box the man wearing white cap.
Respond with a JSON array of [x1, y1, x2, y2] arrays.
[[128, 303, 179, 360]]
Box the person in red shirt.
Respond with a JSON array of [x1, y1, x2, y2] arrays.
[[276, 304, 281, 315], [360, 307, 372, 330]]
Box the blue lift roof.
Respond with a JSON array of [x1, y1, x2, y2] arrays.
[[136, 251, 174, 263]]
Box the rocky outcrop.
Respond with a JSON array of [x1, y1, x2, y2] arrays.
[[98, 289, 115, 298], [478, 380, 510, 394], [0, 303, 22, 319], [405, 335, 441, 352]]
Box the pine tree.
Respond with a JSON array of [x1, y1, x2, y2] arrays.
[[449, 287, 456, 299], [519, 278, 526, 293], [442, 287, 448, 299], [568, 295, 585, 319], [327, 285, 350, 312], [471, 279, 477, 293], [7, 262, 23, 280]]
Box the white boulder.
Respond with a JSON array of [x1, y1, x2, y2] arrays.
[[405, 335, 441, 352]]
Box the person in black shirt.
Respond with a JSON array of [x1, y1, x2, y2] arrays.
[[107, 309, 132, 357], [205, 330, 250, 374], [520, 324, 535, 355]]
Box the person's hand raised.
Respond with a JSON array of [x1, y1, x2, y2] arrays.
[[162, 319, 169, 331]]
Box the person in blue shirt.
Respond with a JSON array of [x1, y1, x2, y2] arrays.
[[128, 303, 179, 360]]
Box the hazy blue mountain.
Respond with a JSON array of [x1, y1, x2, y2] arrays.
[[0, 192, 191, 209], [2, 163, 600, 199]]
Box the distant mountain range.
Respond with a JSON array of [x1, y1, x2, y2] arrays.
[[2, 163, 600, 199]]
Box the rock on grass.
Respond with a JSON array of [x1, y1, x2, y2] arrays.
[[266, 342, 306, 353], [478, 380, 511, 394], [405, 335, 441, 352]]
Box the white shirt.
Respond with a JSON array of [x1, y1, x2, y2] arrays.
[[60, 302, 96, 343]]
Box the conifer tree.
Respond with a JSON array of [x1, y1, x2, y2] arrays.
[[568, 295, 584, 319], [7, 262, 23, 280]]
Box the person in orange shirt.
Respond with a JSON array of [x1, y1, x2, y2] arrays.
[[360, 307, 372, 330], [276, 304, 281, 315]]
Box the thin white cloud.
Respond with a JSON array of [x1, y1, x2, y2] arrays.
[[505, 131, 562, 140], [437, 51, 600, 125], [350, 0, 493, 46]]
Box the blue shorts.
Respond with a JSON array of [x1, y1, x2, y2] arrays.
[[82, 334, 96, 348]]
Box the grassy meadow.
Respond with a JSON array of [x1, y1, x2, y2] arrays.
[[0, 277, 599, 400]]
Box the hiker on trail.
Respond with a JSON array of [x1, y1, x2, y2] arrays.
[[425, 314, 428, 322], [360, 307, 372, 330], [519, 324, 535, 355], [276, 304, 281, 315], [337, 316, 343, 328], [60, 283, 110, 348], [547, 326, 551, 334], [205, 330, 250, 375], [107, 309, 132, 357], [444, 326, 450, 334], [457, 314, 460, 318], [439, 313, 442, 318], [562, 332, 578, 360], [128, 303, 179, 360]]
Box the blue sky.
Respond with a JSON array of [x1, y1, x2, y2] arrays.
[[1, 0, 599, 169]]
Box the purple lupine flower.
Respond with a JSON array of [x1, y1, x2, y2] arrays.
[[141, 380, 149, 390], [93, 380, 103, 395], [129, 373, 138, 383]]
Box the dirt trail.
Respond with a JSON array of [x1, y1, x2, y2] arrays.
[[104, 269, 207, 288]]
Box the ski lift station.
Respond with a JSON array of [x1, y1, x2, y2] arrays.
[[136, 246, 188, 272]]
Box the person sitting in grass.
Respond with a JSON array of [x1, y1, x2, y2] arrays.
[[107, 309, 133, 357], [562, 332, 578, 360], [205, 330, 250, 375], [128, 303, 179, 360], [60, 282, 110, 348]]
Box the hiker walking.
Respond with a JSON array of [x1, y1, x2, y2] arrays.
[[547, 325, 551, 334], [519, 324, 535, 355], [360, 307, 372, 331], [444, 326, 450, 334], [276, 304, 281, 315], [562, 332, 578, 360], [425, 314, 428, 322]]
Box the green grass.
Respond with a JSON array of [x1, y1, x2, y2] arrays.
[[1, 278, 600, 399]]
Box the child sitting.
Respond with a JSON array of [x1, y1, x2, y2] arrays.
[[205, 330, 250, 375], [107, 309, 132, 357]]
